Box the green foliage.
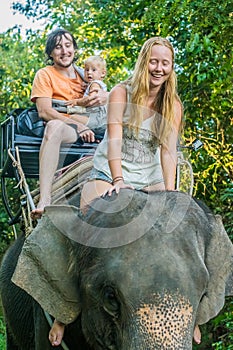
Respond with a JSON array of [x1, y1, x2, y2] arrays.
[[0, 316, 6, 350], [211, 300, 233, 349], [0, 0, 232, 348], [0, 28, 46, 116]]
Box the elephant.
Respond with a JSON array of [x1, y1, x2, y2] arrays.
[[0, 189, 233, 350]]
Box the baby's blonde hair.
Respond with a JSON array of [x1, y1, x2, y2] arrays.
[[84, 55, 107, 71]]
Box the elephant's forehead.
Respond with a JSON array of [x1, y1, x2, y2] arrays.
[[104, 234, 208, 292], [135, 291, 193, 348]]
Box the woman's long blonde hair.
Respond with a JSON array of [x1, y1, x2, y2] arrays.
[[126, 37, 181, 143]]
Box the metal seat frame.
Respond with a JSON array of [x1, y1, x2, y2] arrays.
[[0, 110, 98, 224]]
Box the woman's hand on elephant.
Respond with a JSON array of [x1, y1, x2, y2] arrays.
[[103, 180, 134, 197]]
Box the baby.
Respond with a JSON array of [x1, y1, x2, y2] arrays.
[[65, 55, 107, 133], [66, 55, 107, 128]]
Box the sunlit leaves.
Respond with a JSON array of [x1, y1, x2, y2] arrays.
[[0, 29, 46, 114], [0, 0, 231, 233], [0, 0, 232, 347]]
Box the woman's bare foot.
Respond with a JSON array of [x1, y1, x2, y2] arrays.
[[49, 319, 65, 347], [193, 325, 201, 344]]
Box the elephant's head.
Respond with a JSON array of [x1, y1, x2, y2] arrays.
[[12, 190, 233, 350]]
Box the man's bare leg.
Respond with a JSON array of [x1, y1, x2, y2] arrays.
[[70, 114, 89, 125], [31, 121, 77, 219]]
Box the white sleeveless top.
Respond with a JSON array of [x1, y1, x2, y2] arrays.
[[84, 80, 107, 96], [93, 86, 164, 189]]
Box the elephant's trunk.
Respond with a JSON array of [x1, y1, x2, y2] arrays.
[[124, 293, 194, 350]]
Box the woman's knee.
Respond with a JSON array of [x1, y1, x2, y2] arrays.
[[81, 180, 112, 209]]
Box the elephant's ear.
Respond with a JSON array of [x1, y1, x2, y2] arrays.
[[196, 215, 233, 325], [12, 207, 81, 325]]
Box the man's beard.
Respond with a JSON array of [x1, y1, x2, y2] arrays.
[[56, 61, 73, 68]]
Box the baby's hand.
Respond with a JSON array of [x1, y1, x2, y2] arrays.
[[65, 99, 78, 106]]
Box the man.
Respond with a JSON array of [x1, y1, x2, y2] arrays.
[[30, 28, 108, 219]]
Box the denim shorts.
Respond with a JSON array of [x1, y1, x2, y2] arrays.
[[89, 167, 112, 184]]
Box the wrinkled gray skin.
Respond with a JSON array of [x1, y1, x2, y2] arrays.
[[0, 190, 232, 350]]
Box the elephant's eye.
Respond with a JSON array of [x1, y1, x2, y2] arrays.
[[102, 286, 120, 317]]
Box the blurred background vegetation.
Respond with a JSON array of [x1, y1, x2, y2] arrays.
[[0, 0, 232, 348]]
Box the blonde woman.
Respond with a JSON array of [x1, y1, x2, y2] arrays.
[[81, 36, 182, 207]]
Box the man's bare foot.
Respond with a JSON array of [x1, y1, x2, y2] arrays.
[[30, 199, 51, 220], [30, 208, 45, 220], [193, 325, 201, 344], [49, 319, 65, 347]]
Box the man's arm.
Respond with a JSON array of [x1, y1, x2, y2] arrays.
[[73, 89, 109, 108], [36, 97, 66, 122], [36, 97, 95, 142]]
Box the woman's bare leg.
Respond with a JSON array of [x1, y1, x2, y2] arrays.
[[81, 180, 166, 212], [31, 120, 77, 219], [143, 182, 165, 192], [80, 180, 113, 211], [49, 319, 65, 347], [193, 325, 201, 344]]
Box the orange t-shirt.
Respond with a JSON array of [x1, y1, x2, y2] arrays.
[[31, 65, 84, 102]]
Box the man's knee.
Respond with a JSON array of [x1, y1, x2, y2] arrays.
[[46, 119, 64, 132], [44, 120, 72, 141]]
